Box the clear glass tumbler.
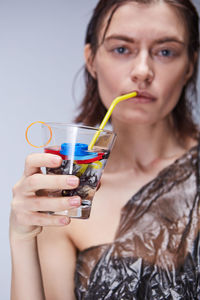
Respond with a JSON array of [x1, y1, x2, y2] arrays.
[[41, 123, 116, 219]]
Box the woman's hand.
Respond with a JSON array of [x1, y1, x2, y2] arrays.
[[10, 153, 80, 240]]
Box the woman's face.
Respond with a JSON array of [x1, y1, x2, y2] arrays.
[[85, 2, 193, 126]]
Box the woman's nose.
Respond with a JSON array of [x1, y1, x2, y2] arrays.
[[130, 51, 154, 85]]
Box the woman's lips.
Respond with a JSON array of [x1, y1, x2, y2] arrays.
[[125, 91, 156, 103], [133, 96, 156, 103]]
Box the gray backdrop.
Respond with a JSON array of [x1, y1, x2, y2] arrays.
[[0, 0, 199, 298]]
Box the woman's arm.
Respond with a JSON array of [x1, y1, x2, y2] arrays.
[[10, 233, 45, 300], [10, 153, 80, 300], [37, 226, 77, 300]]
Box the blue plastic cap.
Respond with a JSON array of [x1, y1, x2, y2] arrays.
[[60, 143, 88, 156], [60, 143, 97, 160]]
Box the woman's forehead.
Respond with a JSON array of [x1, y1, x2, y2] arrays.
[[98, 2, 188, 44]]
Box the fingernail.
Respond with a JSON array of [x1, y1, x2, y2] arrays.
[[60, 217, 69, 225], [52, 155, 62, 165], [69, 197, 81, 207], [68, 176, 79, 187]]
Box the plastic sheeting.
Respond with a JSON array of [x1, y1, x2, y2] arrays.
[[75, 143, 200, 299]]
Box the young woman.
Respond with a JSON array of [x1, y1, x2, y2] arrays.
[[10, 0, 200, 299]]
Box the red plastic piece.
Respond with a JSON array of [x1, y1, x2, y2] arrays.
[[44, 148, 104, 163]]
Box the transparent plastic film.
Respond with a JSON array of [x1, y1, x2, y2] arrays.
[[75, 142, 200, 299]]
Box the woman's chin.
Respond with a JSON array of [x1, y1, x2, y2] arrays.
[[112, 112, 152, 126]]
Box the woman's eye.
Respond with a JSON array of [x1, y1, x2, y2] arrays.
[[159, 49, 174, 57], [113, 47, 129, 54]]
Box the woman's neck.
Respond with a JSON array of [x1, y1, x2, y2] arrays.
[[106, 118, 194, 173]]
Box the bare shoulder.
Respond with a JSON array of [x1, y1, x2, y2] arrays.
[[184, 136, 198, 150], [63, 179, 128, 251]]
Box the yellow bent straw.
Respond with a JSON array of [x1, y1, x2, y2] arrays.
[[88, 91, 137, 150]]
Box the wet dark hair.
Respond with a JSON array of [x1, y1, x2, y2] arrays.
[[74, 0, 199, 139]]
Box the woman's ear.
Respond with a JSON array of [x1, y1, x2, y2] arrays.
[[84, 44, 97, 79], [184, 62, 194, 85], [184, 53, 197, 85]]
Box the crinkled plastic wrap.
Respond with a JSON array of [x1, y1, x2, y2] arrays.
[[74, 143, 200, 299]]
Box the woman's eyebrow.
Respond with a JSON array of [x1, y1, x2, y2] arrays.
[[104, 34, 185, 46], [104, 34, 135, 43], [154, 37, 185, 46]]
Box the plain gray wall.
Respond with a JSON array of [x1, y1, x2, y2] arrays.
[[0, 1, 98, 298], [0, 0, 199, 298]]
